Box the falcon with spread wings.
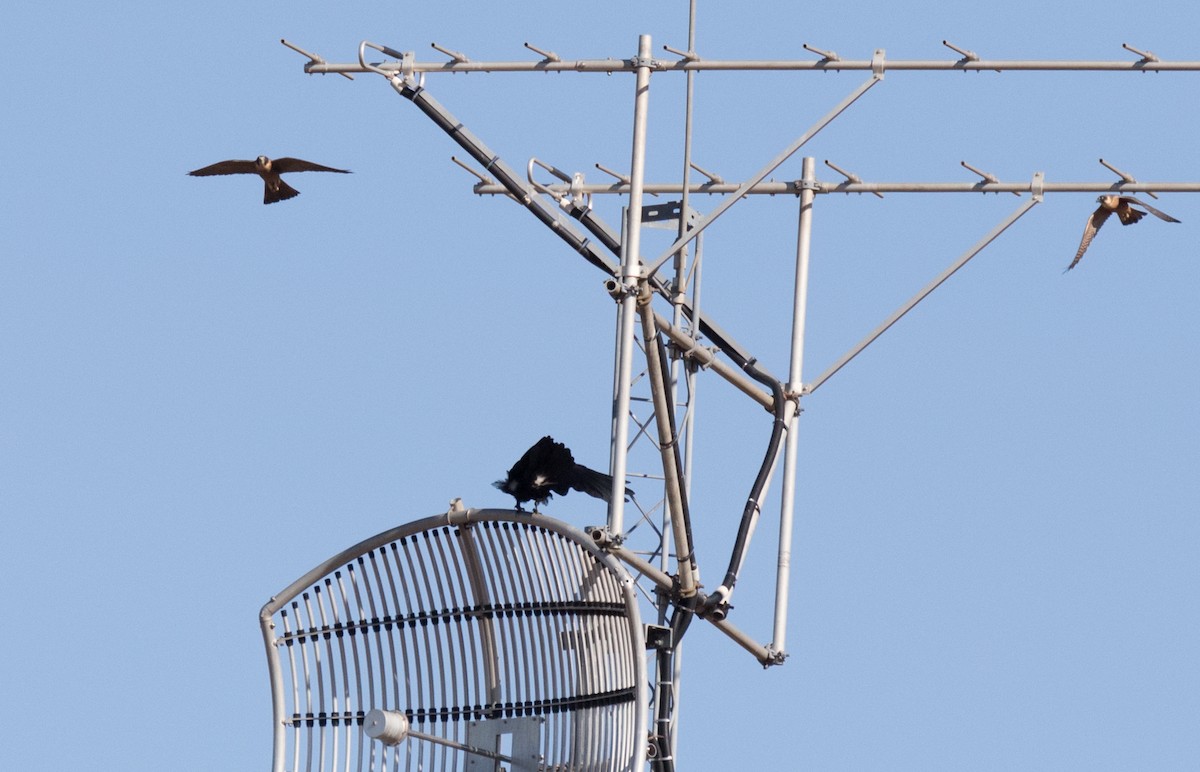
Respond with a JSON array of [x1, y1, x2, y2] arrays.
[[188, 155, 350, 204], [1068, 194, 1180, 270]]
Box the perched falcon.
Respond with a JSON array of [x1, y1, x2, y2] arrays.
[[494, 436, 632, 513], [187, 155, 350, 204], [1067, 194, 1180, 270]]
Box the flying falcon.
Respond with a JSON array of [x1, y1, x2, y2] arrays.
[[494, 436, 632, 513], [187, 155, 350, 204], [1067, 194, 1180, 271]]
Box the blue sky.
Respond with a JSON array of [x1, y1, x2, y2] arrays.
[[4, 2, 1199, 770]]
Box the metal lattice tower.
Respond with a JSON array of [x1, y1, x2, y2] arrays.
[[264, 10, 1200, 770]]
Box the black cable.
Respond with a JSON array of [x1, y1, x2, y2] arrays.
[[703, 357, 788, 620]]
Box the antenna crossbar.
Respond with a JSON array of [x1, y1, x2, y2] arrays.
[[473, 180, 1200, 196], [303, 55, 1200, 76]]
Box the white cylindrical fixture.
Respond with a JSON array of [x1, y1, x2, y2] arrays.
[[363, 709, 409, 746]]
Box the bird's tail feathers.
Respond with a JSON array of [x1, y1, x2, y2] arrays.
[[266, 179, 301, 204], [1117, 208, 1146, 226]]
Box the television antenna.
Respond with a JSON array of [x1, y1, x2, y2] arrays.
[[264, 7, 1200, 770]]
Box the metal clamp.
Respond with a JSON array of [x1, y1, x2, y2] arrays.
[[1030, 170, 1045, 203], [604, 278, 639, 301], [587, 525, 624, 548], [676, 338, 717, 369], [528, 157, 590, 210], [871, 48, 886, 79], [446, 499, 472, 525], [761, 645, 789, 668], [358, 41, 424, 90]]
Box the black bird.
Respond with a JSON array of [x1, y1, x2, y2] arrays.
[[187, 155, 351, 204], [494, 436, 630, 512]]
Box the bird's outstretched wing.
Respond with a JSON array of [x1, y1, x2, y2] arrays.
[[1068, 207, 1112, 271], [566, 464, 616, 502], [1122, 196, 1182, 223], [271, 158, 351, 174], [187, 160, 258, 176]]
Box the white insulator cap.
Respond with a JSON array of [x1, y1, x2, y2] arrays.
[[363, 709, 409, 745]]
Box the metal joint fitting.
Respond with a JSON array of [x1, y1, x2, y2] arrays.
[[1030, 171, 1045, 203], [604, 278, 636, 300]]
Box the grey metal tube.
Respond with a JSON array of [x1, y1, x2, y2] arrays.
[[654, 329, 699, 590], [666, 0, 700, 610], [310, 48, 1200, 76], [652, 311, 773, 409], [677, 233, 702, 574], [476, 179, 1200, 197], [772, 158, 815, 658], [608, 34, 654, 535], [260, 608, 288, 772], [637, 284, 697, 598], [668, 38, 703, 733]]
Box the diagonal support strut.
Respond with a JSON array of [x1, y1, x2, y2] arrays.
[[805, 173, 1045, 395], [644, 54, 885, 280]]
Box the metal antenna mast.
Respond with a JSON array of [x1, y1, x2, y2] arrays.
[[262, 16, 1200, 771]]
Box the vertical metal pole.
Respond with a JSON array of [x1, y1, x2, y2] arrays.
[[668, 6, 697, 763], [680, 231, 703, 505], [771, 157, 815, 656], [637, 291, 697, 598], [670, 0, 699, 316], [610, 206, 629, 494], [670, 0, 700, 509], [608, 34, 653, 535]]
